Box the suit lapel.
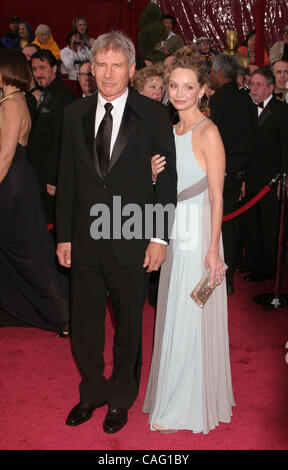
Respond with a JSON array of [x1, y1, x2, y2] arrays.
[[81, 94, 103, 178], [258, 97, 275, 127], [109, 100, 139, 172], [81, 89, 140, 178]]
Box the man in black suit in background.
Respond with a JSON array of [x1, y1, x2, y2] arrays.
[[56, 32, 177, 433], [242, 67, 288, 282], [27, 49, 76, 224], [209, 54, 257, 294]]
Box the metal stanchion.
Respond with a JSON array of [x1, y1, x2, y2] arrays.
[[254, 173, 288, 309]]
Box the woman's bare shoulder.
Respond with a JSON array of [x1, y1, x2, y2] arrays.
[[199, 118, 221, 140], [0, 95, 25, 113]]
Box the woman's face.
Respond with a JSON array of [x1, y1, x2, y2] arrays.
[[168, 67, 204, 111], [19, 23, 28, 39], [247, 34, 256, 50], [140, 76, 164, 101], [77, 20, 87, 35], [37, 30, 50, 44]]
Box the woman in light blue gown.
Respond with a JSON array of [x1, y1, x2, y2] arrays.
[[143, 47, 234, 434]]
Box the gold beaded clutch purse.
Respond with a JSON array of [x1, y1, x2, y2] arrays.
[[190, 272, 215, 308], [191, 265, 227, 308]]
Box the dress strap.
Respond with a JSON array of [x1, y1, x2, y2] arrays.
[[190, 117, 208, 132], [0, 90, 25, 106]]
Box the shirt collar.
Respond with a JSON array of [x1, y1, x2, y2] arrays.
[[97, 87, 128, 111], [263, 94, 273, 107]]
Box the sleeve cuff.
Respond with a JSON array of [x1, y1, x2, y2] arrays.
[[150, 238, 168, 246]]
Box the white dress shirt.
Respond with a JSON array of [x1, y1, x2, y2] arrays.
[[257, 94, 273, 116], [95, 88, 128, 156], [95, 88, 167, 245]]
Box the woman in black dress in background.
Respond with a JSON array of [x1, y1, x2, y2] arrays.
[[0, 48, 69, 333]]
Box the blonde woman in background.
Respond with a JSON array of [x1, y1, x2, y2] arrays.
[[72, 17, 95, 49], [133, 65, 164, 102]]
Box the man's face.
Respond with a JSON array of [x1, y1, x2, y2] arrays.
[[272, 61, 288, 91], [198, 40, 211, 54], [70, 33, 82, 51], [282, 30, 288, 44], [9, 21, 19, 33], [92, 48, 135, 101], [78, 62, 97, 96], [162, 19, 173, 34], [31, 58, 57, 88], [250, 73, 274, 104], [22, 46, 37, 61]]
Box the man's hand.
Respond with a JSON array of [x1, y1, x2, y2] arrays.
[[57, 242, 71, 268], [151, 154, 166, 182], [47, 184, 56, 196], [143, 242, 167, 273]]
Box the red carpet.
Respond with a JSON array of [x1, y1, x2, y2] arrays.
[[1, 273, 288, 450]]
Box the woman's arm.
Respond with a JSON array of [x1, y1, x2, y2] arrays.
[[202, 123, 226, 285], [0, 100, 22, 183]]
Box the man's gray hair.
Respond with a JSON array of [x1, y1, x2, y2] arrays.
[[211, 54, 238, 81], [91, 31, 135, 67]]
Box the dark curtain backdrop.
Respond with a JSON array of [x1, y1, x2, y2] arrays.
[[0, 0, 143, 49], [1, 1, 287, 52], [158, 0, 288, 51]]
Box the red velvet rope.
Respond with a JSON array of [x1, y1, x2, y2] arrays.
[[222, 185, 271, 222], [47, 184, 274, 230]]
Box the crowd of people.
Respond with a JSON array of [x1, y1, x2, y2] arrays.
[[1, 11, 288, 437]]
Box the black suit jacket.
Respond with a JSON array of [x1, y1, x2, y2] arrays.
[[27, 77, 76, 192], [246, 97, 288, 192], [56, 88, 177, 267], [209, 81, 257, 173]]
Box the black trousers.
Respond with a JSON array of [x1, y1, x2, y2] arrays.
[[70, 240, 148, 410], [222, 175, 244, 284], [241, 189, 280, 275]]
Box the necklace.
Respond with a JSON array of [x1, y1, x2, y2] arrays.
[[0, 89, 25, 105]]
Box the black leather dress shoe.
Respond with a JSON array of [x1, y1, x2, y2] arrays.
[[244, 273, 273, 282], [66, 400, 106, 426], [103, 407, 128, 434]]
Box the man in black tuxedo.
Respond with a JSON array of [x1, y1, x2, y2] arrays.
[[209, 54, 257, 294], [56, 31, 177, 433], [242, 67, 288, 281], [27, 49, 76, 224]]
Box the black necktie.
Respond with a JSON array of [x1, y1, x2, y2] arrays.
[[257, 101, 264, 108], [95, 102, 113, 177]]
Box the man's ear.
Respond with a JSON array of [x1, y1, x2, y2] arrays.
[[129, 62, 136, 80]]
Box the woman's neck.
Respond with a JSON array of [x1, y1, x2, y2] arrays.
[[177, 107, 204, 132], [3, 85, 21, 97]]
